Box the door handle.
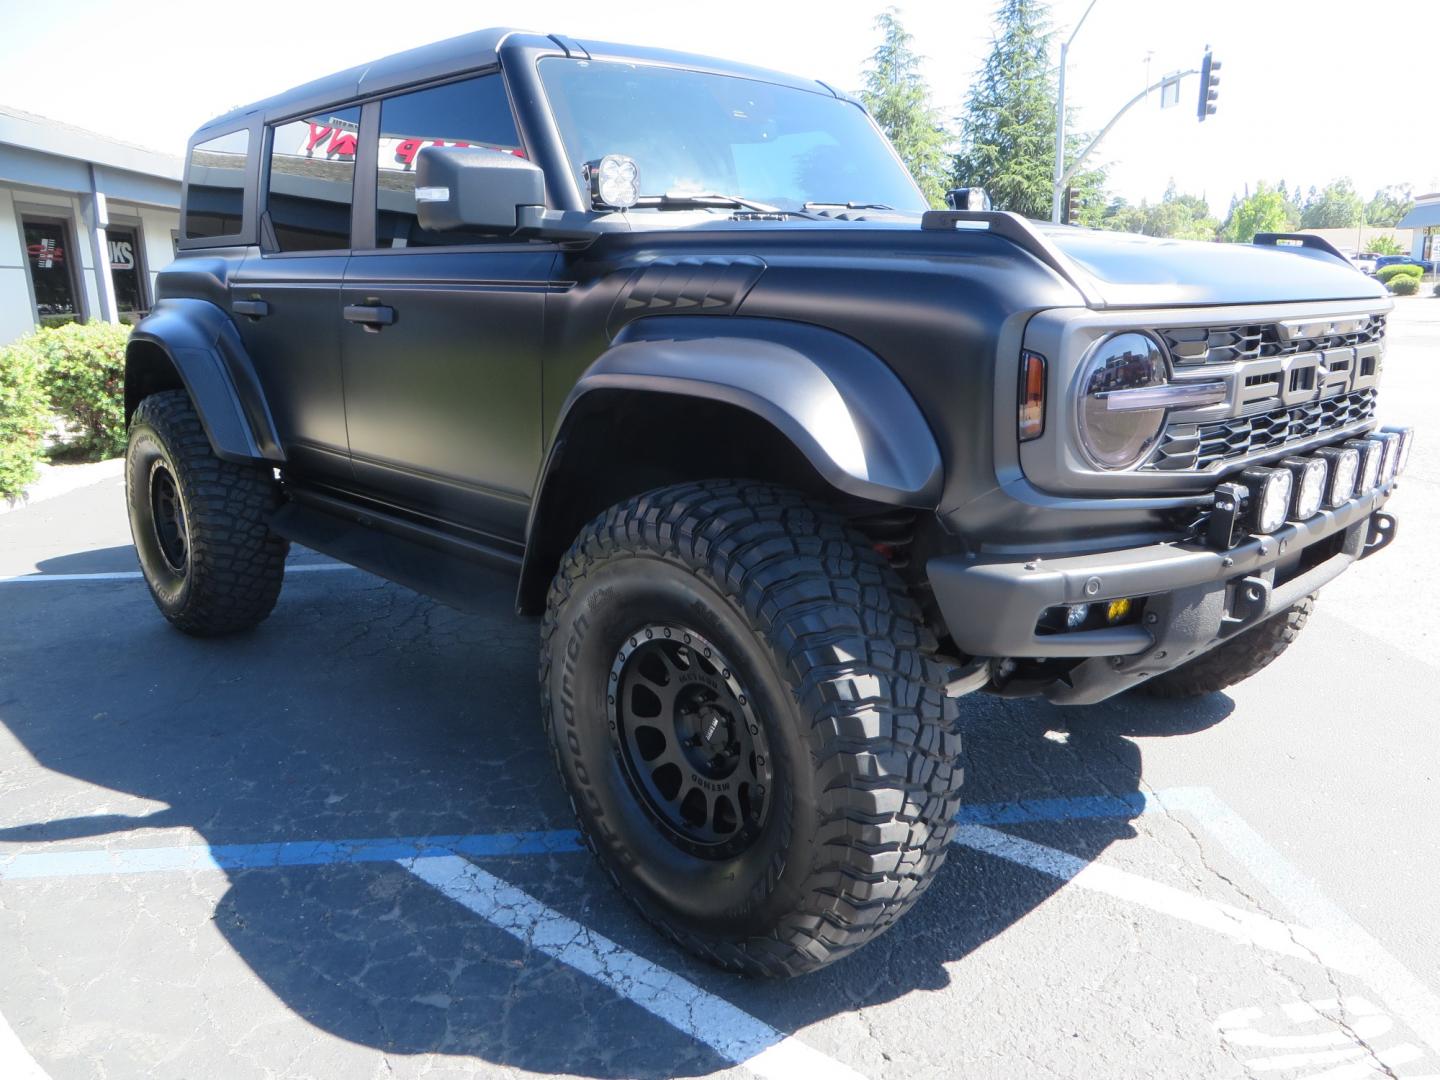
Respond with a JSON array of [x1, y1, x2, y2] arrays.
[[232, 299, 269, 319], [343, 303, 396, 332]]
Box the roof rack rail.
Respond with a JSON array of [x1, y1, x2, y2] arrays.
[[920, 209, 1101, 306], [1252, 232, 1351, 266]]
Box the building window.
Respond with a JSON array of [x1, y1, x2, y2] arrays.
[[185, 129, 249, 240], [374, 75, 523, 248], [106, 224, 147, 319], [266, 106, 361, 252], [22, 217, 81, 327]]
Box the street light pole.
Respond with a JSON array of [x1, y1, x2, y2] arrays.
[[1052, 0, 1100, 224]]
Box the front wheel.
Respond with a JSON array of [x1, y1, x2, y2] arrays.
[[539, 481, 963, 977], [126, 390, 289, 636]]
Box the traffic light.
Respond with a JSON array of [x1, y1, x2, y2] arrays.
[[1197, 49, 1221, 121]]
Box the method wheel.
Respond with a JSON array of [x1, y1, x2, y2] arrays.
[[125, 390, 289, 636], [539, 481, 963, 977]]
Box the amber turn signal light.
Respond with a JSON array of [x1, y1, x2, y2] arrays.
[[1019, 351, 1046, 441]]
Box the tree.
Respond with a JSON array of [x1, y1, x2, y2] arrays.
[[1219, 181, 1294, 242], [954, 0, 1065, 219], [1300, 178, 1364, 228], [1365, 184, 1414, 228], [861, 8, 953, 208], [1368, 234, 1404, 256], [1096, 182, 1218, 240]]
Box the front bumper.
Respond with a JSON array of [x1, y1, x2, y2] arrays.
[[928, 484, 1398, 705]]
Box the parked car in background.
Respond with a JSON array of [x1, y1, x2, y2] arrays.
[[1349, 252, 1380, 275], [1374, 255, 1435, 275]]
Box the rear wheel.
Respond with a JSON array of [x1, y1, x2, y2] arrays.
[[126, 390, 289, 636], [1141, 596, 1315, 698], [539, 481, 963, 977]]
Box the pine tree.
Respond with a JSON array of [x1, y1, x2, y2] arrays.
[[955, 0, 1068, 219], [861, 9, 953, 208]]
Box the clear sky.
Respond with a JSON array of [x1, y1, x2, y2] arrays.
[[0, 0, 1434, 217]]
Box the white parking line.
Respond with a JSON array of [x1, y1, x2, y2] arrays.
[[951, 824, 1357, 972], [0, 563, 359, 584], [0, 1008, 48, 1080], [402, 854, 867, 1080]]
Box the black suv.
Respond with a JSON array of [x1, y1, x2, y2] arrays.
[[124, 28, 1412, 977]]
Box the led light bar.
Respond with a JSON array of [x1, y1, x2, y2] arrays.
[[1280, 456, 1327, 520], [1376, 432, 1401, 486], [1382, 425, 1415, 476], [1241, 466, 1293, 534], [1345, 438, 1384, 493], [1313, 446, 1359, 508]]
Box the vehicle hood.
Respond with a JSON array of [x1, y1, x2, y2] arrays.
[[1036, 225, 1390, 309]]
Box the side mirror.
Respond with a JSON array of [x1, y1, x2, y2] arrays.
[[414, 146, 546, 234]]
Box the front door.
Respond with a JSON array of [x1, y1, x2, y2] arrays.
[[229, 106, 361, 482], [340, 72, 552, 544]]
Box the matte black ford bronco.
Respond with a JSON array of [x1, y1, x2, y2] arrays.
[[124, 28, 1413, 976]]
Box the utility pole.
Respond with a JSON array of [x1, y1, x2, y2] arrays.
[[1052, 0, 1100, 224]]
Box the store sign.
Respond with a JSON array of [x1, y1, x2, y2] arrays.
[[290, 117, 523, 173], [108, 239, 135, 270]]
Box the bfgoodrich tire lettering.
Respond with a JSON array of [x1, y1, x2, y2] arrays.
[[126, 390, 289, 636], [1141, 596, 1315, 698], [539, 481, 963, 977]]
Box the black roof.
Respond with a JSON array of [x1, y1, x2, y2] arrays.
[[193, 28, 835, 142]]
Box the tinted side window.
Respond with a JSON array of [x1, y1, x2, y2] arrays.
[[266, 107, 361, 252], [375, 75, 522, 248], [184, 130, 249, 240]]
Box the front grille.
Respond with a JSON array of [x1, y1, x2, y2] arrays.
[[1152, 389, 1377, 471], [1160, 314, 1386, 366]]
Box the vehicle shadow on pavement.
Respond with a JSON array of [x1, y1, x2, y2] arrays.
[[0, 571, 1232, 1077]]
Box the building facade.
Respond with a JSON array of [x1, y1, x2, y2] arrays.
[[1397, 193, 1440, 263], [0, 106, 181, 346]]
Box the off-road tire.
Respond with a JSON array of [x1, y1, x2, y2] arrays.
[[1141, 596, 1315, 698], [539, 480, 963, 977], [126, 390, 288, 636]]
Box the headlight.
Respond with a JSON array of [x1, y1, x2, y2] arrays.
[[1076, 332, 1170, 470]]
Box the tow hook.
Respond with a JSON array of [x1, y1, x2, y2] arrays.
[[1361, 511, 1398, 559]]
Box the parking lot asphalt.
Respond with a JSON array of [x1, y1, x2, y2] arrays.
[[1, 299, 1437, 1079]]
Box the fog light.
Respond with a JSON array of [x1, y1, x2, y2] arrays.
[[1346, 438, 1383, 492], [1315, 446, 1359, 508], [1065, 603, 1090, 629], [1242, 466, 1293, 534], [1280, 456, 1326, 520], [1377, 432, 1401, 485], [1106, 597, 1133, 624]]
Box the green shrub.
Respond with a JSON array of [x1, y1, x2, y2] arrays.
[[1390, 275, 1420, 296], [1376, 263, 1424, 284], [0, 338, 49, 501], [29, 322, 131, 459]]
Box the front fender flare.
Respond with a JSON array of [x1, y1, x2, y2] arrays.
[[516, 317, 942, 612], [125, 297, 283, 463], [565, 317, 942, 505]]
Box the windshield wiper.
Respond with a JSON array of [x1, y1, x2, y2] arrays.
[[636, 192, 787, 213], [801, 201, 896, 212]]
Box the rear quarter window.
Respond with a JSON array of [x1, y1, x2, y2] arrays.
[[184, 130, 250, 240]]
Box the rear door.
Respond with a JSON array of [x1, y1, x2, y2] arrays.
[[340, 73, 554, 543], [229, 107, 360, 481]]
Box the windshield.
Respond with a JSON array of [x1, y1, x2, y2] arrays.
[[538, 58, 926, 213]]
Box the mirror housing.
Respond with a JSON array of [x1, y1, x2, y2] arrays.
[[414, 146, 546, 234]]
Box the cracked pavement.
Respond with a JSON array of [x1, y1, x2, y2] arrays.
[[0, 300, 1436, 1077]]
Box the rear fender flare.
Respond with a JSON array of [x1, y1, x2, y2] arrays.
[[125, 297, 283, 463]]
